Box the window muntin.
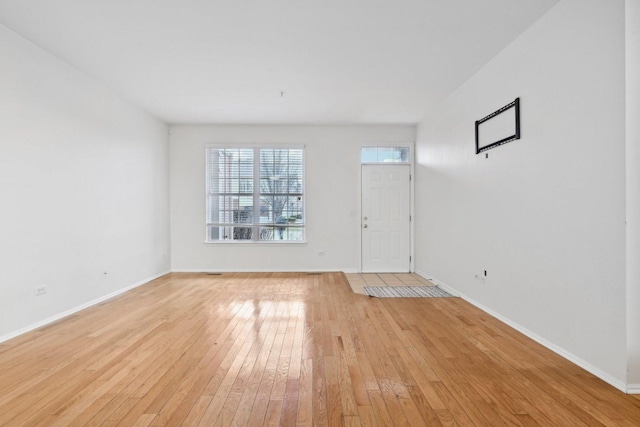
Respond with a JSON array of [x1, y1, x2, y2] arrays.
[[206, 147, 304, 242], [361, 146, 410, 163]]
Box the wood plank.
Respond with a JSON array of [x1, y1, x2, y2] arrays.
[[0, 272, 637, 426], [296, 358, 313, 427]]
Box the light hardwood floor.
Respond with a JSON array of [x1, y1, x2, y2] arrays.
[[0, 272, 639, 426]]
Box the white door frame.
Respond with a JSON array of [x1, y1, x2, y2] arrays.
[[358, 144, 414, 273]]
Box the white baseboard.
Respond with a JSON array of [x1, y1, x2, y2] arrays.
[[172, 268, 354, 273], [414, 271, 629, 394], [9, 267, 635, 394], [0, 270, 170, 345], [627, 384, 640, 394]]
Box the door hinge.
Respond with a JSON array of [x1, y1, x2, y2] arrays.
[[409, 215, 412, 221], [409, 174, 412, 181], [410, 256, 412, 262]]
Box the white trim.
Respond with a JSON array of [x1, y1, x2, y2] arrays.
[[205, 143, 305, 149], [173, 268, 357, 274], [0, 271, 170, 345], [203, 240, 308, 245], [627, 384, 640, 394], [414, 270, 460, 297], [414, 270, 629, 394]]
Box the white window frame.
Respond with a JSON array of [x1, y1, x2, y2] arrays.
[[205, 144, 306, 243]]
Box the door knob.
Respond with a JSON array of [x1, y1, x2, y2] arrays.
[[363, 224, 368, 228]]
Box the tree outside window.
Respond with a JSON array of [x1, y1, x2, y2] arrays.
[[206, 146, 304, 242]]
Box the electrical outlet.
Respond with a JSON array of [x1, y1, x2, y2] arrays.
[[35, 286, 47, 296]]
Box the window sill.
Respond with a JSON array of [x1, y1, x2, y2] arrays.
[[204, 240, 308, 245]]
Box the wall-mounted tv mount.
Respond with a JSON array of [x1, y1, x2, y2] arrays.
[[475, 97, 520, 154]]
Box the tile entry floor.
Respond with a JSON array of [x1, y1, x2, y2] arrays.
[[344, 272, 436, 295]]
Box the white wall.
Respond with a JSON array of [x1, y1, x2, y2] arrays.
[[0, 25, 171, 340], [627, 0, 640, 391], [169, 125, 415, 272], [415, 0, 627, 388]]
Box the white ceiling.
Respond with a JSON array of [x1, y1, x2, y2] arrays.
[[0, 0, 559, 124]]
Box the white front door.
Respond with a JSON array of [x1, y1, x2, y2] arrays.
[[361, 164, 411, 272]]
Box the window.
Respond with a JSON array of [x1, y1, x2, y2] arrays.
[[206, 146, 304, 242], [361, 146, 410, 163]]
